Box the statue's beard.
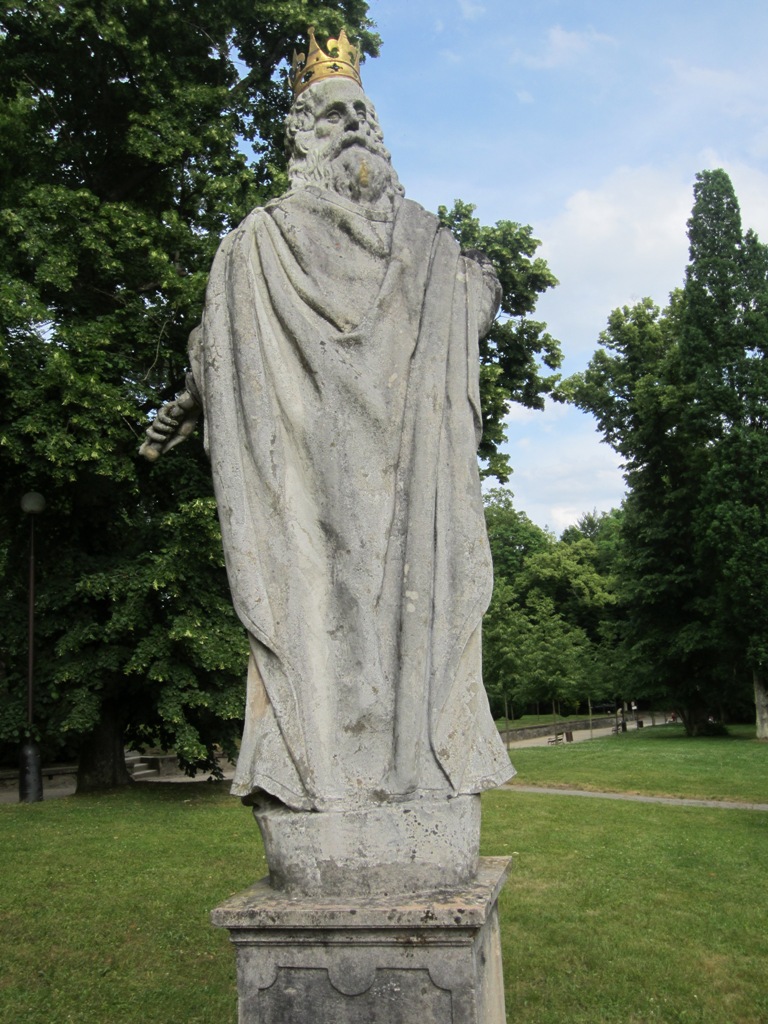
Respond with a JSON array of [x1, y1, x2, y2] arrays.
[[289, 135, 401, 206], [328, 145, 395, 204]]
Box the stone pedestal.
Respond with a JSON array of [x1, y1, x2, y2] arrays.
[[252, 793, 482, 896], [212, 856, 511, 1024]]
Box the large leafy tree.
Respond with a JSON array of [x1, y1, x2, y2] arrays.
[[1, 2, 562, 790], [569, 170, 767, 735], [686, 179, 768, 737], [0, 0, 377, 789]]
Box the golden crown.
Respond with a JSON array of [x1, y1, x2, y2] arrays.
[[290, 27, 362, 99]]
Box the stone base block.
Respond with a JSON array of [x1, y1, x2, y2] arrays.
[[253, 793, 481, 896], [211, 856, 511, 1024]]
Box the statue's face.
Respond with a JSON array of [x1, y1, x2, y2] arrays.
[[309, 79, 374, 159], [286, 78, 403, 204]]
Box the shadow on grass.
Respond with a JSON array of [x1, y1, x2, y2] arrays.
[[622, 723, 757, 742], [70, 778, 235, 805]]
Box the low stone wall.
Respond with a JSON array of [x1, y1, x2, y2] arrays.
[[498, 717, 619, 742], [0, 763, 77, 790]]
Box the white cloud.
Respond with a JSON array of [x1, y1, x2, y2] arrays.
[[666, 59, 761, 117], [535, 165, 694, 366], [505, 158, 768, 531], [503, 409, 621, 530], [457, 0, 486, 21], [513, 25, 616, 71], [533, 160, 768, 372], [500, 402, 625, 533], [493, 166, 693, 529]]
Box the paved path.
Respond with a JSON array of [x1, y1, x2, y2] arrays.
[[505, 784, 768, 812], [501, 717, 655, 749], [6, 775, 766, 811], [5, 718, 763, 812], [0, 767, 235, 804]]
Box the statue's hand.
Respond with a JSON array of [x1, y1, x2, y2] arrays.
[[139, 390, 200, 461]]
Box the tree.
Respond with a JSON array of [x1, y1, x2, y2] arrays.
[[569, 170, 767, 735], [560, 508, 625, 708], [686, 180, 768, 737], [482, 489, 552, 722], [481, 491, 616, 723], [0, 4, 563, 789], [439, 201, 561, 482], [483, 487, 552, 581], [0, 0, 378, 788]]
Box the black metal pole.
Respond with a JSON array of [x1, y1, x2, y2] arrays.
[[28, 512, 35, 723], [19, 508, 43, 803]]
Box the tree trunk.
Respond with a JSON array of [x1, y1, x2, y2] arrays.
[[76, 699, 132, 792], [755, 669, 768, 740]]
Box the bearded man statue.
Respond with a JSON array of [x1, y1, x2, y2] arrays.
[[143, 28, 514, 895]]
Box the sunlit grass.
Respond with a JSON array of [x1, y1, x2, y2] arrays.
[[483, 788, 768, 1024], [2, 744, 768, 1024], [0, 784, 260, 1024], [506, 724, 768, 803]]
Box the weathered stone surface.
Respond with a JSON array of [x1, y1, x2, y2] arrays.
[[142, 42, 515, 898], [254, 793, 481, 896], [188, 75, 514, 825], [212, 857, 511, 1024]]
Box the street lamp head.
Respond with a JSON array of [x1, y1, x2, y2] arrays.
[[21, 492, 46, 515]]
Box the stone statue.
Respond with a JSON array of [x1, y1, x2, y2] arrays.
[[142, 28, 514, 895]]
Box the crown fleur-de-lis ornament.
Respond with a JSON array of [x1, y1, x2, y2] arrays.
[[290, 27, 362, 99]]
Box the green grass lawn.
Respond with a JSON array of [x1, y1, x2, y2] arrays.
[[2, 731, 767, 1024], [484, 788, 768, 1024], [507, 724, 768, 804], [0, 784, 258, 1024]]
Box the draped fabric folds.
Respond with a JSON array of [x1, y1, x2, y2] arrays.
[[191, 189, 513, 811]]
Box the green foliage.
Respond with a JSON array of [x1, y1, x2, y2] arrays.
[[568, 169, 768, 734], [482, 491, 618, 719], [0, 2, 560, 781], [439, 200, 561, 482], [0, 0, 377, 780]]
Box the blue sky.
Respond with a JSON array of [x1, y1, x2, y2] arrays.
[[352, 0, 768, 532]]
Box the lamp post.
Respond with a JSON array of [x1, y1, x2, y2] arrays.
[[19, 491, 45, 803]]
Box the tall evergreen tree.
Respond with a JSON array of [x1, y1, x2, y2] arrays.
[[570, 170, 767, 735]]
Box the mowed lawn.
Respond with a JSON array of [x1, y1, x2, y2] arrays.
[[2, 727, 767, 1024], [507, 724, 768, 804]]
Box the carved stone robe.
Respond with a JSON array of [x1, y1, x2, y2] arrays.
[[191, 186, 514, 811]]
